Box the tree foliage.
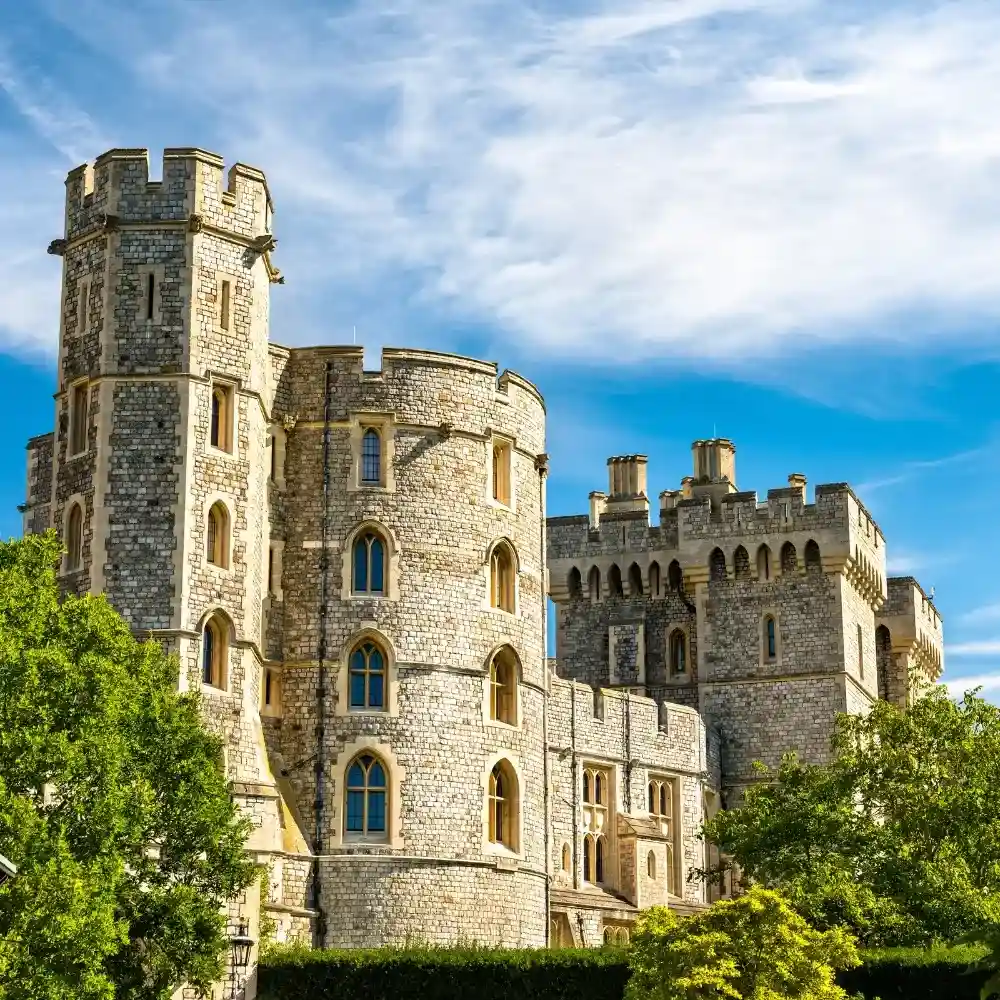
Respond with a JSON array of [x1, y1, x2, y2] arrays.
[[702, 688, 1000, 945], [626, 886, 860, 1000], [0, 533, 259, 999]]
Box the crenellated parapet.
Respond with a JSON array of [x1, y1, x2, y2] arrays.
[[876, 577, 944, 701]]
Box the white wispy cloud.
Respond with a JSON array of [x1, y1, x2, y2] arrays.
[[960, 601, 1000, 625], [945, 671, 1000, 696], [946, 640, 1000, 658], [856, 445, 989, 495], [9, 0, 1000, 366]]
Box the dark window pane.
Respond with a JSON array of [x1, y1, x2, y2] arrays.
[[368, 673, 384, 708], [346, 790, 365, 832], [370, 537, 384, 593], [353, 539, 368, 592], [368, 791, 386, 832], [350, 671, 366, 708]]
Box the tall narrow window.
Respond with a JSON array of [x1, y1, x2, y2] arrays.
[[488, 760, 518, 850], [348, 640, 386, 710], [263, 667, 280, 714], [669, 629, 687, 675], [269, 436, 277, 482], [648, 777, 673, 818], [69, 383, 88, 456], [65, 503, 83, 572], [584, 834, 607, 884], [490, 541, 516, 613], [764, 616, 777, 662], [352, 530, 386, 595], [857, 623, 865, 679], [220, 279, 231, 330], [78, 281, 89, 333], [757, 545, 772, 581], [562, 843, 571, 872], [202, 617, 227, 689], [492, 441, 511, 505], [647, 851, 656, 879], [206, 502, 229, 568], [489, 647, 518, 725], [146, 273, 155, 320], [649, 562, 660, 597], [345, 753, 387, 837], [268, 547, 274, 595], [361, 428, 381, 484], [210, 385, 233, 453]]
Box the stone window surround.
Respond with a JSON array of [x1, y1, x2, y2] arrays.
[[67, 379, 90, 459], [77, 277, 89, 335], [666, 625, 691, 683], [481, 752, 525, 860], [214, 270, 241, 335], [486, 431, 517, 512], [207, 379, 238, 458], [198, 608, 235, 695], [581, 762, 614, 886], [268, 539, 284, 602], [755, 543, 773, 581], [205, 494, 234, 573], [268, 424, 287, 490], [261, 664, 282, 718], [329, 738, 405, 850], [340, 520, 401, 603], [59, 492, 86, 577], [481, 643, 523, 731], [646, 772, 681, 895], [347, 412, 396, 494], [333, 625, 400, 718], [483, 537, 520, 617], [760, 609, 782, 666], [137, 263, 166, 325]]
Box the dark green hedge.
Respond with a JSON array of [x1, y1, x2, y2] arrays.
[[257, 943, 989, 1000]]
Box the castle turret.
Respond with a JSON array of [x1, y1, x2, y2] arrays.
[[689, 438, 737, 510], [605, 455, 649, 516]]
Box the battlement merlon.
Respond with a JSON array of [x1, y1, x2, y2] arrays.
[[52, 148, 276, 257], [877, 576, 944, 683], [548, 477, 891, 608]]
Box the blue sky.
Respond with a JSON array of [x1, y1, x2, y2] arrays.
[[3, 0, 1000, 696]]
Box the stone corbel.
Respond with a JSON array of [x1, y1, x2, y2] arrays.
[[535, 452, 550, 476], [252, 233, 277, 255], [188, 214, 204, 233], [47, 239, 67, 257], [281, 414, 298, 433], [438, 421, 453, 439], [101, 214, 119, 233]]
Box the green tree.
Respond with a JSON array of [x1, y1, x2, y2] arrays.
[[626, 886, 859, 1000], [702, 688, 1000, 945], [0, 533, 259, 999]]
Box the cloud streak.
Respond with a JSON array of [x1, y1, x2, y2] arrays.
[[9, 0, 1000, 367]]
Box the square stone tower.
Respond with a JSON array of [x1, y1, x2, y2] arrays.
[[27, 148, 292, 987]]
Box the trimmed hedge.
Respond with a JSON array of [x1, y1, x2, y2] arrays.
[[257, 943, 989, 1000]]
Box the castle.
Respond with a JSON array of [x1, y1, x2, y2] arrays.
[[18, 148, 944, 994]]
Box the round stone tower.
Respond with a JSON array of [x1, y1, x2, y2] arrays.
[[266, 346, 549, 948]]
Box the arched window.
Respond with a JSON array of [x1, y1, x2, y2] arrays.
[[669, 629, 687, 675], [210, 385, 233, 452], [647, 851, 656, 879], [804, 539, 822, 572], [584, 833, 607, 883], [361, 428, 382, 484], [348, 640, 386, 710], [583, 770, 592, 804], [206, 502, 230, 568], [561, 842, 571, 872], [709, 548, 726, 582], [649, 561, 660, 597], [667, 560, 682, 591], [857, 623, 865, 680], [490, 541, 516, 612], [488, 760, 518, 850], [781, 541, 797, 574], [756, 545, 772, 581], [628, 563, 643, 597], [734, 545, 751, 580], [65, 503, 83, 571], [608, 564, 623, 597], [603, 926, 615, 945], [876, 624, 892, 701], [352, 529, 386, 595], [489, 647, 518, 726], [648, 778, 672, 818], [588, 566, 601, 603], [568, 567, 583, 599], [492, 441, 511, 505], [202, 616, 227, 689], [345, 753, 387, 838], [764, 615, 777, 662]]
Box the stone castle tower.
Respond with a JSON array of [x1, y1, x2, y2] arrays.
[[20, 146, 946, 991], [546, 442, 945, 802]]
